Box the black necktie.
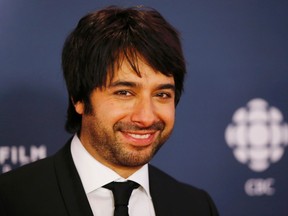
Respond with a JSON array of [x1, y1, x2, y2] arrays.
[[103, 180, 140, 216]]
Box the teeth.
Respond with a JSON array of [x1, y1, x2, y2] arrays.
[[128, 133, 150, 139]]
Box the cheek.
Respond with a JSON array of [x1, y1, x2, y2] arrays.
[[167, 112, 175, 129], [97, 101, 131, 122], [158, 105, 175, 126]]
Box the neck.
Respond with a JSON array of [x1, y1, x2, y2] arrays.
[[81, 140, 143, 178], [108, 164, 143, 179]]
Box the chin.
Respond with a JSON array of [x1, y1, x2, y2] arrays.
[[117, 146, 159, 167]]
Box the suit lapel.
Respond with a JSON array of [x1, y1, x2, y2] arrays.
[[149, 165, 175, 216], [53, 141, 93, 216]]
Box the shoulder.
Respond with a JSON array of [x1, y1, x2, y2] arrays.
[[0, 156, 55, 190], [0, 139, 72, 189], [149, 164, 204, 194], [149, 164, 219, 215], [0, 147, 69, 215]]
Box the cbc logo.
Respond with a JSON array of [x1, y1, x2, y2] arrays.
[[225, 98, 288, 172]]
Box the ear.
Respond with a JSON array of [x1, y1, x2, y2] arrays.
[[74, 100, 85, 115]]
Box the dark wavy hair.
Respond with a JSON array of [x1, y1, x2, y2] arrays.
[[62, 6, 186, 133]]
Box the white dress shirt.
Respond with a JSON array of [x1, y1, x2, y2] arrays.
[[71, 135, 156, 216]]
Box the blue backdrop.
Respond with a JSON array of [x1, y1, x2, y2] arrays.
[[1, 1, 288, 215]]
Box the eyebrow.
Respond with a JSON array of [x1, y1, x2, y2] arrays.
[[157, 83, 175, 91], [109, 81, 137, 88], [109, 81, 175, 91]]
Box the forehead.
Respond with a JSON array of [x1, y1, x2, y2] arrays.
[[107, 57, 175, 86]]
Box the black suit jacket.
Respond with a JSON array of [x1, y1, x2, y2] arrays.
[[0, 140, 219, 216]]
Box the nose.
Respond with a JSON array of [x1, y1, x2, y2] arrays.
[[130, 97, 158, 127]]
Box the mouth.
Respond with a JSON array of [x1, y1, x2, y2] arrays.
[[120, 131, 158, 147], [127, 133, 151, 139]]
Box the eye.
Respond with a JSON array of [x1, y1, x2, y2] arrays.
[[114, 90, 133, 96], [156, 92, 172, 99]]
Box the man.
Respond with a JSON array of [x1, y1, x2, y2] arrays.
[[0, 6, 219, 216]]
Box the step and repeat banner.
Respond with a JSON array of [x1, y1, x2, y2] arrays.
[[1, 1, 287, 215]]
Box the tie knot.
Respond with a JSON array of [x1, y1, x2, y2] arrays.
[[103, 180, 140, 206]]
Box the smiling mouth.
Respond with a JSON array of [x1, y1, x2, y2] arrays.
[[120, 130, 158, 147], [127, 133, 151, 139]]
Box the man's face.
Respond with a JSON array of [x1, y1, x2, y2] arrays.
[[75, 58, 175, 173]]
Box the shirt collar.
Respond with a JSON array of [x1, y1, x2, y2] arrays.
[[70, 134, 151, 198]]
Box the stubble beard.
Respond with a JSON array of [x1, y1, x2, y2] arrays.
[[87, 120, 172, 168]]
